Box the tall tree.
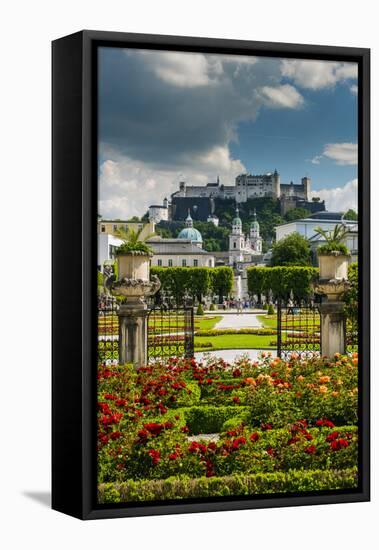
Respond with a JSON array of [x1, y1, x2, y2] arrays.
[[271, 232, 312, 266], [344, 209, 358, 221]]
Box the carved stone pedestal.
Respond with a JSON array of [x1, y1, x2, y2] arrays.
[[107, 252, 160, 369], [118, 300, 149, 368], [314, 253, 350, 357], [318, 300, 346, 357]]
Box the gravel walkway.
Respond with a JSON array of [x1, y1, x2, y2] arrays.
[[214, 313, 264, 330]]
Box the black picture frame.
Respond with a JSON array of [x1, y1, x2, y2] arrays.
[[52, 30, 370, 520]]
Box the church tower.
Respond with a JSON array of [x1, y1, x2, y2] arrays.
[[185, 209, 193, 228], [229, 206, 245, 265], [250, 209, 263, 255]]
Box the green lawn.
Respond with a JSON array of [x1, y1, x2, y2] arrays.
[[258, 314, 320, 331], [195, 316, 221, 331], [257, 314, 277, 329], [194, 333, 276, 352]]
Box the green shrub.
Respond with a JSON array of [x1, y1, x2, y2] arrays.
[[267, 304, 275, 315], [196, 303, 205, 316], [151, 266, 233, 304], [194, 341, 214, 349], [222, 416, 248, 432], [247, 266, 318, 301], [98, 468, 358, 503], [183, 406, 249, 434], [175, 382, 201, 407], [318, 243, 349, 255], [210, 303, 216, 311], [262, 303, 268, 310]]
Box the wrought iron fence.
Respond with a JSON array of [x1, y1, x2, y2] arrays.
[[277, 298, 321, 360], [97, 294, 119, 365], [147, 293, 194, 361], [346, 325, 358, 352], [97, 291, 195, 365]]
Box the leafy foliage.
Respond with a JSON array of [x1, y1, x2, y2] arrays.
[[284, 207, 310, 222], [151, 266, 234, 303], [99, 468, 358, 503], [344, 262, 358, 332], [115, 227, 153, 255], [247, 266, 318, 301], [271, 232, 312, 266], [344, 209, 358, 221], [314, 224, 350, 256], [209, 266, 234, 302]]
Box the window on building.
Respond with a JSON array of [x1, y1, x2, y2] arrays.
[[209, 259, 212, 267], [233, 242, 236, 248], [157, 259, 162, 266], [101, 226, 105, 232], [182, 259, 187, 267], [168, 259, 173, 267], [193, 259, 198, 267], [113, 224, 117, 231]]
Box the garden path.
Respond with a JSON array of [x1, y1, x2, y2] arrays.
[[214, 313, 264, 330]]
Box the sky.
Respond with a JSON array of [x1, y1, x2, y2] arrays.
[[98, 47, 358, 220]]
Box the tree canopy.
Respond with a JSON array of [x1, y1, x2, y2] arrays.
[[271, 232, 312, 266]]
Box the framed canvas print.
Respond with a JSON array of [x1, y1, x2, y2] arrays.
[[52, 30, 370, 520]]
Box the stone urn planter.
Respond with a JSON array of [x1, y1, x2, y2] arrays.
[[109, 252, 160, 368], [111, 252, 160, 305], [313, 251, 350, 357], [318, 251, 350, 282]]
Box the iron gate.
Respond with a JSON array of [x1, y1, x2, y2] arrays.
[[97, 294, 119, 365], [97, 293, 195, 365], [277, 299, 321, 359], [147, 303, 194, 361]]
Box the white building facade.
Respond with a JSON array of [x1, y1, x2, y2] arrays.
[[228, 207, 263, 265], [275, 212, 358, 262], [97, 233, 123, 271], [169, 171, 310, 205]]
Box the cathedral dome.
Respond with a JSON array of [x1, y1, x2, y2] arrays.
[[178, 227, 203, 243]]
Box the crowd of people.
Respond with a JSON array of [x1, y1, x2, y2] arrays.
[[220, 298, 257, 312]]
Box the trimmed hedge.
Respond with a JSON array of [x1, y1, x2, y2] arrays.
[[182, 405, 250, 434], [247, 266, 318, 301], [151, 266, 234, 303], [98, 467, 358, 503]]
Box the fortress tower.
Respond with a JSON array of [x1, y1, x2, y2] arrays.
[[273, 169, 281, 199], [301, 176, 311, 201]]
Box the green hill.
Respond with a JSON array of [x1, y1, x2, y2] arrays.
[[156, 198, 317, 253]]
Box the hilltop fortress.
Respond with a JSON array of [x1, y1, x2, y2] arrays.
[[149, 171, 325, 223]]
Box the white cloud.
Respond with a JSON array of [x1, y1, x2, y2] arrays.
[[281, 59, 358, 90], [310, 155, 323, 165], [310, 179, 358, 212], [138, 51, 223, 88], [308, 142, 357, 166], [259, 84, 304, 109], [350, 84, 358, 95], [99, 146, 246, 219], [323, 142, 358, 165]]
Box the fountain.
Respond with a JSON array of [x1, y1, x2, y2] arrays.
[[234, 274, 242, 300]]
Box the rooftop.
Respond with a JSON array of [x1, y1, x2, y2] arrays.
[[147, 238, 212, 255], [276, 212, 358, 227]]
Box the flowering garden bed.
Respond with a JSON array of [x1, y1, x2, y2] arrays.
[[97, 352, 358, 503]]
